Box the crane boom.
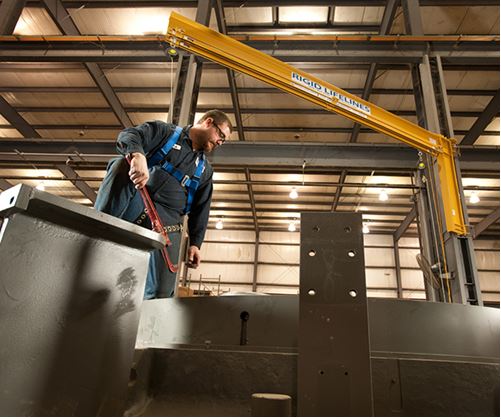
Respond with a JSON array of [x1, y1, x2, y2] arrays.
[[167, 12, 467, 235]]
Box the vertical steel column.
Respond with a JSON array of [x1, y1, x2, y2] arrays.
[[171, 0, 212, 290], [168, 0, 211, 126], [252, 230, 260, 292], [393, 238, 403, 299], [298, 212, 373, 416], [419, 55, 482, 305]]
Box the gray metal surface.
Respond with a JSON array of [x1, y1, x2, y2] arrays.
[[298, 212, 372, 416], [0, 184, 164, 416], [136, 296, 500, 362]]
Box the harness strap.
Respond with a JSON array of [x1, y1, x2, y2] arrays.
[[147, 125, 205, 215]]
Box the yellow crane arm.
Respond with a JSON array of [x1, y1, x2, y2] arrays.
[[167, 12, 467, 235]]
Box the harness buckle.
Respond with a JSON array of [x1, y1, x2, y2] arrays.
[[180, 174, 190, 187]]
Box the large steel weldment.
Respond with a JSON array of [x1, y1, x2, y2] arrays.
[[0, 184, 164, 416]]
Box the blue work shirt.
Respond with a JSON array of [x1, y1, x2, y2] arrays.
[[116, 121, 213, 249]]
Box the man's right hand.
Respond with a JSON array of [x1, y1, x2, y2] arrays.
[[128, 152, 149, 189]]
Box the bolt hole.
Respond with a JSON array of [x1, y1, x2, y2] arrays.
[[344, 226, 351, 233], [319, 370, 324, 375], [307, 289, 316, 296], [9, 196, 14, 204], [308, 249, 316, 257], [348, 250, 356, 258], [312, 225, 320, 232], [349, 290, 357, 298], [344, 371, 349, 376], [240, 311, 249, 321]]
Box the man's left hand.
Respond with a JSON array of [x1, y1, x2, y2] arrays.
[[186, 245, 201, 269]]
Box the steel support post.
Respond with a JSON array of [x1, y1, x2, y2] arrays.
[[252, 230, 260, 292], [419, 55, 482, 305], [172, 0, 212, 290], [298, 212, 373, 416], [393, 237, 403, 299]]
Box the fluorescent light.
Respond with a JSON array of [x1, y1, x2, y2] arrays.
[[288, 221, 296, 232], [215, 219, 224, 230], [36, 183, 45, 191], [289, 187, 298, 199], [362, 224, 370, 234], [469, 192, 480, 204], [379, 190, 389, 202]]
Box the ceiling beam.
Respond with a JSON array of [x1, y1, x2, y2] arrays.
[[0, 178, 14, 191], [393, 207, 417, 241], [23, 0, 501, 7], [472, 207, 500, 239], [245, 168, 259, 232], [460, 90, 500, 145], [0, 86, 497, 97], [56, 163, 97, 203], [0, 0, 27, 34], [41, 0, 132, 128], [0, 141, 498, 171], [0, 95, 40, 138]]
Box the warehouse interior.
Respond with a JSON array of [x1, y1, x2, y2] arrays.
[[0, 0, 499, 417]]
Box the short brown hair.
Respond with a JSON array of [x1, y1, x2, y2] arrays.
[[198, 109, 233, 133]]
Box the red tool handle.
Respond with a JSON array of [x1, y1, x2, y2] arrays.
[[126, 155, 178, 273]]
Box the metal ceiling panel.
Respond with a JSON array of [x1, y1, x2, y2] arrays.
[[474, 136, 500, 145], [2, 92, 107, 107], [117, 92, 170, 106], [240, 113, 355, 128], [68, 7, 196, 35], [224, 6, 272, 25], [22, 112, 118, 125], [334, 6, 385, 24], [13, 7, 61, 35], [279, 6, 329, 23], [0, 68, 94, 87]]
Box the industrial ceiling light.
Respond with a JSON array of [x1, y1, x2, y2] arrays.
[[288, 221, 296, 232], [469, 191, 480, 204], [362, 224, 370, 234], [289, 187, 298, 199], [215, 219, 224, 230], [379, 190, 389, 202]]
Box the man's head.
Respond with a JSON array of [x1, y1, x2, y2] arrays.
[[191, 110, 233, 153]]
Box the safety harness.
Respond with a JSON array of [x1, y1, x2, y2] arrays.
[[147, 126, 205, 215], [127, 126, 205, 273]]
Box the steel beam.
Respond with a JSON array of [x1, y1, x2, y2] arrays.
[[0, 0, 26, 35], [0, 178, 13, 191], [0, 95, 40, 138], [394, 207, 417, 241], [402, 0, 424, 36], [56, 163, 97, 203], [393, 237, 403, 299], [330, 170, 347, 211], [472, 208, 500, 239], [41, 0, 132, 128], [0, 140, 498, 171], [214, 0, 245, 141], [460, 90, 500, 145]]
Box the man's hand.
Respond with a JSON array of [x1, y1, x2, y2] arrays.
[[186, 245, 201, 269], [128, 152, 149, 189]]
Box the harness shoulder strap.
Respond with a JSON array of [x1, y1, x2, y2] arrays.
[[147, 126, 183, 168]]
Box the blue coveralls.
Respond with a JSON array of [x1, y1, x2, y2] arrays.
[[95, 121, 214, 299]]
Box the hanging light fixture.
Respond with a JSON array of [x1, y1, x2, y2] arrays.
[[289, 187, 298, 199], [379, 190, 389, 202], [469, 191, 480, 204], [288, 221, 296, 232], [362, 224, 370, 234], [215, 219, 224, 230]]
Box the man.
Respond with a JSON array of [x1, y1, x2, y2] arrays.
[[95, 110, 233, 299]]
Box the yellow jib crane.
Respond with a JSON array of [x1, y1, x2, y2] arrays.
[[167, 12, 467, 236]]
